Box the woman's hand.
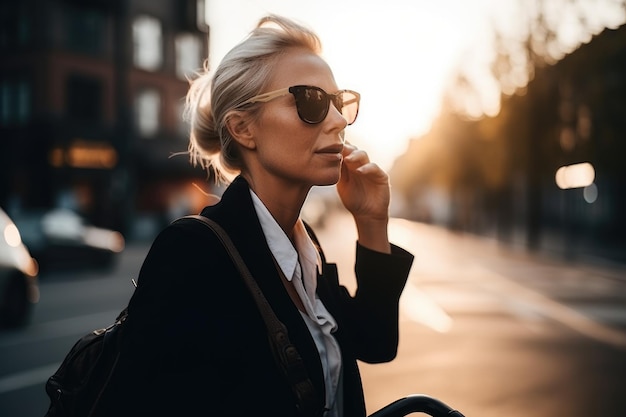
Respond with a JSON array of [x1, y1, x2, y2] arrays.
[[337, 144, 389, 219], [337, 143, 391, 253]]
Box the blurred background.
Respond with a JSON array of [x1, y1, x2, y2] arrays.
[[2, 0, 625, 262], [1, 0, 626, 416]]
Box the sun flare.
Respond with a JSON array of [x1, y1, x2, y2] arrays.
[[206, 0, 491, 170]]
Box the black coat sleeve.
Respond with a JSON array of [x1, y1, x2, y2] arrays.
[[315, 235, 414, 364], [347, 243, 413, 362]]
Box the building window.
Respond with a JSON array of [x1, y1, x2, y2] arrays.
[[0, 77, 31, 126], [196, 0, 208, 30], [135, 89, 161, 137], [66, 75, 103, 122], [132, 15, 163, 71], [175, 33, 202, 79], [64, 6, 106, 55]]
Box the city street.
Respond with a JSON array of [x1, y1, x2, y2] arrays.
[[316, 213, 626, 417], [1, 212, 625, 417]]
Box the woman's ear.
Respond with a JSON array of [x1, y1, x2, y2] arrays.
[[225, 111, 256, 150]]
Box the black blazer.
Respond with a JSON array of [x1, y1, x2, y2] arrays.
[[103, 176, 414, 417]]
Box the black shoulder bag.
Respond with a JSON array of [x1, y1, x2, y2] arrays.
[[44, 215, 322, 417]]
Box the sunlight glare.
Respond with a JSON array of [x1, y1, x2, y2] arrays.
[[401, 282, 453, 333], [555, 162, 595, 190], [206, 1, 626, 171], [205, 0, 485, 170]]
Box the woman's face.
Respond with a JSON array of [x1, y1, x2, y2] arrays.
[[246, 48, 347, 189]]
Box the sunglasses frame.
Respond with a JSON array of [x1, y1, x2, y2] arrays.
[[239, 85, 360, 125]]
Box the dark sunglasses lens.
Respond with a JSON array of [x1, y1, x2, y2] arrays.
[[295, 87, 329, 124], [292, 87, 360, 125]]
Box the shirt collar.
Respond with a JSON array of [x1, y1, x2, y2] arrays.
[[250, 190, 297, 281], [249, 190, 322, 283]]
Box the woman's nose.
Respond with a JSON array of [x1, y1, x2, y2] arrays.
[[327, 102, 349, 131]]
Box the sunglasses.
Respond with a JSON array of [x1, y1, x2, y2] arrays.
[[239, 85, 360, 125]]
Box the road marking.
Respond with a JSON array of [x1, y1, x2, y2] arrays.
[[475, 265, 626, 350], [400, 281, 453, 333], [390, 218, 626, 349], [0, 363, 60, 394], [0, 311, 123, 394]]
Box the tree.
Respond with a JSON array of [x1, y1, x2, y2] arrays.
[[445, 0, 626, 249]]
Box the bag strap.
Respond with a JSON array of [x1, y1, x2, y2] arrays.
[[179, 215, 323, 417]]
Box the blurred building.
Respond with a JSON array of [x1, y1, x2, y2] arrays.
[[0, 0, 210, 238], [391, 23, 626, 265], [536, 24, 626, 262]]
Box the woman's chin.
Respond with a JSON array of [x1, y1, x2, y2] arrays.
[[315, 172, 341, 187]]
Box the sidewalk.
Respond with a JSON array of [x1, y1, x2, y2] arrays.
[[313, 212, 626, 417], [469, 226, 626, 284], [317, 210, 626, 279], [316, 211, 626, 332]]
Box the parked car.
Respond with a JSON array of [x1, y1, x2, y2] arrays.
[[11, 208, 125, 272], [0, 208, 39, 328]]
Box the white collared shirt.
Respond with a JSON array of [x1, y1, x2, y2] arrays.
[[250, 190, 343, 416]]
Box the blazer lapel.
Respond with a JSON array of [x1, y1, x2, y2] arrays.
[[200, 176, 327, 405]]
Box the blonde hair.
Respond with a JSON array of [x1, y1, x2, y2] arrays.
[[184, 14, 322, 183]]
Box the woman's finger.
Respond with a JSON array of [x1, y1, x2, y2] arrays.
[[343, 149, 370, 166], [355, 162, 388, 181]]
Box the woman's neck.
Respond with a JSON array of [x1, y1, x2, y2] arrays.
[[242, 173, 310, 239]]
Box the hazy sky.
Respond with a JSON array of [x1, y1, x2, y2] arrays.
[[204, 0, 625, 170]]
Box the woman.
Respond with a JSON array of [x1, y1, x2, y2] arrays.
[[104, 15, 414, 417]]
